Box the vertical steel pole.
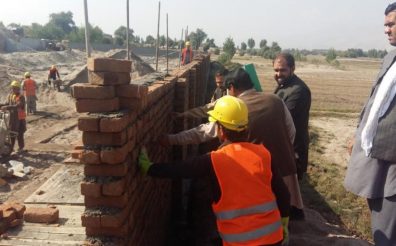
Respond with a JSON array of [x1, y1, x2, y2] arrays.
[[178, 28, 183, 67], [126, 0, 130, 60], [155, 1, 161, 71], [83, 0, 91, 58], [166, 13, 169, 75]]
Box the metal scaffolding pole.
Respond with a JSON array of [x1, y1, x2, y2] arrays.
[[166, 13, 169, 75], [155, 1, 160, 71], [178, 28, 183, 67], [83, 0, 91, 58], [126, 0, 130, 60]]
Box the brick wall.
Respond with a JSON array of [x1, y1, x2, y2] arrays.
[[72, 55, 210, 245]]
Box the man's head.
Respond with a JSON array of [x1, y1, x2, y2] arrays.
[[10, 80, 21, 94], [51, 65, 56, 70], [273, 53, 295, 86], [185, 41, 191, 48], [24, 72, 31, 78], [215, 69, 228, 88], [385, 3, 396, 46], [207, 95, 248, 142], [225, 68, 254, 96]]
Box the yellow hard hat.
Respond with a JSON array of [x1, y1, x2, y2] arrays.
[[51, 65, 56, 69], [185, 41, 190, 46], [24, 72, 31, 78], [10, 80, 21, 88], [208, 96, 248, 132]]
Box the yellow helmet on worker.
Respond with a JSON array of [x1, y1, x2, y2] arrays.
[[24, 72, 31, 78], [10, 80, 21, 88], [51, 65, 56, 69], [185, 41, 190, 46], [208, 95, 248, 132]]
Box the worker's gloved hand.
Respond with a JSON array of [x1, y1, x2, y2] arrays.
[[138, 148, 152, 175], [281, 217, 289, 245]]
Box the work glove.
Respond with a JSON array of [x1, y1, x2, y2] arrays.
[[281, 217, 289, 246], [138, 148, 152, 175]]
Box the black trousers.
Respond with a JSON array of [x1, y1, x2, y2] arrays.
[[10, 119, 26, 151]]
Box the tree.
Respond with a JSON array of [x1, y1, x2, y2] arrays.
[[247, 38, 255, 49], [67, 24, 104, 43], [114, 26, 134, 46], [223, 37, 236, 58], [145, 35, 155, 46], [48, 11, 76, 34], [326, 48, 337, 63], [159, 35, 166, 47], [259, 39, 267, 49], [270, 42, 281, 53], [241, 42, 247, 51], [188, 28, 207, 49]]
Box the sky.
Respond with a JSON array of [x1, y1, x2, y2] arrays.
[[0, 0, 394, 50]]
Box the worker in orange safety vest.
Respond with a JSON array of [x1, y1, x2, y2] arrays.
[[0, 81, 27, 153], [21, 72, 38, 115], [139, 96, 290, 246]]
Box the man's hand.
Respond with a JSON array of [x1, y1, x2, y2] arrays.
[[347, 137, 355, 156], [138, 148, 152, 175], [281, 217, 289, 245]]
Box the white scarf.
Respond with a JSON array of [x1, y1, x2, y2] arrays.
[[361, 61, 396, 156]]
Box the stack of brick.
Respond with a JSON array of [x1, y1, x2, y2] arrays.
[[0, 202, 26, 234], [72, 57, 178, 245]]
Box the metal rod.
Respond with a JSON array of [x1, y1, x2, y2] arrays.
[[166, 13, 169, 75], [126, 0, 130, 60], [178, 28, 183, 67], [155, 1, 160, 71], [83, 0, 91, 58]]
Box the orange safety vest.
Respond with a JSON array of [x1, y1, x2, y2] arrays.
[[9, 94, 26, 120], [211, 142, 283, 246], [23, 79, 36, 96], [181, 48, 193, 65]]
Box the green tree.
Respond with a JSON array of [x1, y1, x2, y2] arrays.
[[223, 37, 236, 58], [241, 42, 247, 51], [326, 48, 337, 63], [159, 35, 166, 47], [145, 35, 155, 46], [188, 28, 207, 49], [48, 11, 76, 34], [114, 26, 134, 46], [247, 38, 255, 49], [270, 42, 281, 53], [259, 39, 267, 48]]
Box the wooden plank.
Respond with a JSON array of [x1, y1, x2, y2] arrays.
[[0, 238, 84, 246], [24, 166, 84, 204], [5, 230, 86, 241], [13, 225, 85, 234]]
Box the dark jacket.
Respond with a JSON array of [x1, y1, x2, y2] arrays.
[[240, 90, 297, 176], [274, 75, 311, 173]]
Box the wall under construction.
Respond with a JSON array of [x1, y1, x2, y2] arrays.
[[71, 55, 210, 245]]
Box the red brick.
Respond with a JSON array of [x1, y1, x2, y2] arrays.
[[119, 97, 146, 111], [87, 58, 132, 73], [78, 115, 100, 132], [2, 209, 16, 224], [71, 149, 82, 159], [72, 83, 115, 99], [9, 218, 23, 227], [82, 130, 127, 146], [81, 213, 101, 227], [88, 71, 131, 85], [100, 141, 130, 165], [84, 161, 129, 177], [81, 181, 102, 198], [2, 202, 26, 219], [84, 193, 128, 208], [115, 84, 148, 98], [85, 222, 128, 237], [99, 113, 130, 133], [102, 178, 126, 196], [76, 98, 119, 113], [100, 208, 128, 228], [24, 207, 59, 224], [80, 149, 101, 164]]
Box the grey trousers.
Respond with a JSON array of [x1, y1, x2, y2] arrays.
[[368, 194, 396, 246]]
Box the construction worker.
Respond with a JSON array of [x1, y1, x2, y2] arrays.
[[48, 65, 61, 91], [181, 41, 194, 65], [0, 81, 27, 153], [21, 72, 38, 115], [211, 70, 228, 103], [140, 96, 290, 246]]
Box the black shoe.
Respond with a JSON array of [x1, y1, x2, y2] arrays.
[[290, 206, 305, 221]]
